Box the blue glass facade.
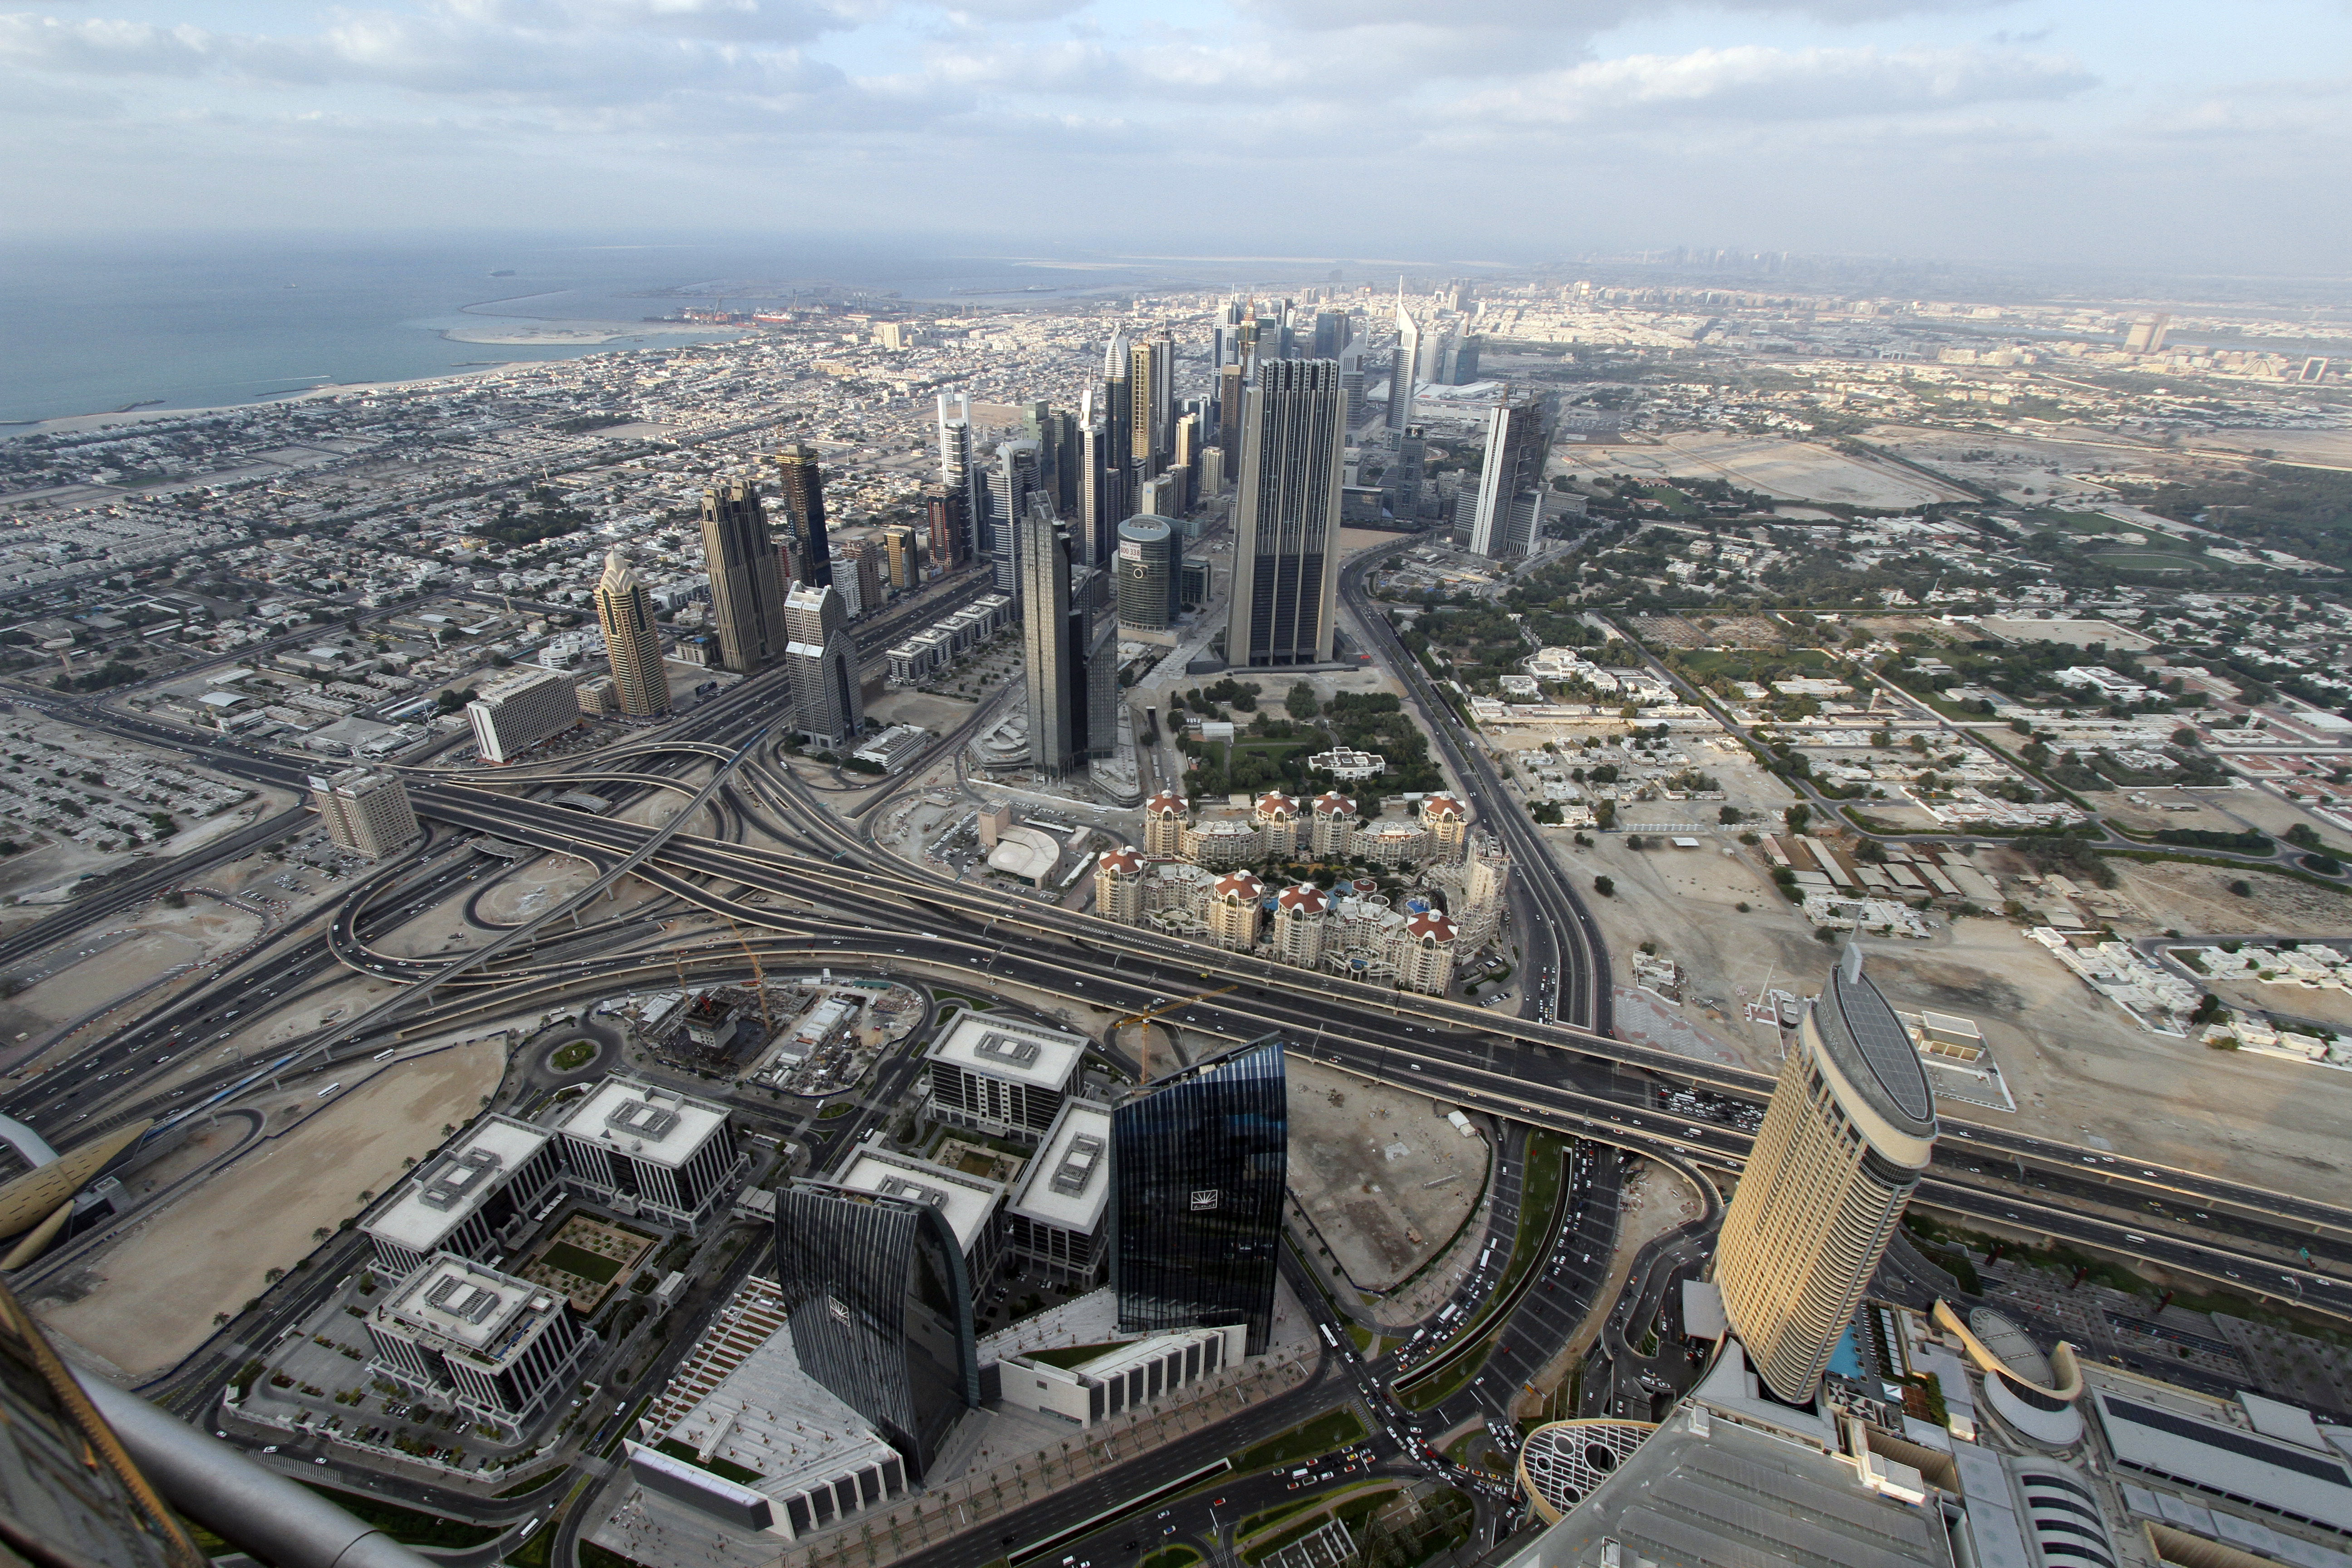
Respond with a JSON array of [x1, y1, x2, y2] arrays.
[[1112, 1036, 1289, 1355], [773, 1181, 978, 1481]]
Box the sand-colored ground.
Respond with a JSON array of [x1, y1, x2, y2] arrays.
[[1287, 1057, 1486, 1290], [8, 904, 260, 1027], [2109, 859, 2352, 940], [475, 853, 598, 925], [1558, 432, 1972, 508], [29, 1041, 504, 1378]]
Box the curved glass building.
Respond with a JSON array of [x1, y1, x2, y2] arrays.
[[1715, 946, 1937, 1404], [1112, 1036, 1288, 1355]]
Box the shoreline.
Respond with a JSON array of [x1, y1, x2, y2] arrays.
[[0, 322, 751, 441]]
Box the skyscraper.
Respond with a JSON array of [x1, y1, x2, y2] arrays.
[[1215, 361, 1245, 460], [937, 392, 981, 560], [593, 550, 671, 717], [1102, 333, 1133, 528], [1078, 392, 1114, 569], [772, 443, 832, 589], [1469, 395, 1549, 560], [1019, 496, 1080, 776], [1129, 333, 1173, 480], [1386, 288, 1421, 433], [987, 439, 1041, 597], [1112, 1036, 1288, 1355], [772, 1181, 978, 1481], [1387, 424, 1426, 525], [1310, 309, 1351, 359], [1227, 358, 1345, 667], [1715, 946, 1937, 1405], [783, 582, 862, 748], [1116, 515, 1181, 630], [699, 477, 790, 673], [311, 767, 421, 859], [924, 484, 968, 571]]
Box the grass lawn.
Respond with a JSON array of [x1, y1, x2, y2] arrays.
[[817, 1100, 857, 1119], [1141, 1549, 1200, 1568], [1229, 1408, 1367, 1474], [549, 1038, 597, 1071], [539, 1241, 622, 1284]]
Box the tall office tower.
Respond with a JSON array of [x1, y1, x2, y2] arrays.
[[937, 392, 981, 558], [1083, 614, 1118, 761], [1469, 395, 1549, 560], [311, 766, 421, 859], [1450, 333, 1481, 385], [1137, 471, 1181, 519], [1310, 310, 1351, 359], [772, 443, 832, 590], [1078, 402, 1114, 569], [1386, 288, 1421, 432], [1253, 311, 1282, 360], [1102, 333, 1133, 524], [1197, 446, 1226, 499], [1716, 946, 1936, 1405], [1338, 342, 1367, 427], [783, 582, 862, 748], [466, 666, 578, 764], [1019, 496, 1081, 776], [1116, 516, 1181, 630], [1387, 425, 1427, 525], [699, 477, 790, 673], [987, 440, 1042, 596], [772, 1181, 978, 1481], [1173, 412, 1203, 512], [924, 484, 968, 571], [1215, 361, 1245, 459], [882, 525, 920, 591], [1129, 333, 1173, 480], [1227, 358, 1345, 668], [593, 550, 671, 717], [1112, 1035, 1288, 1355]]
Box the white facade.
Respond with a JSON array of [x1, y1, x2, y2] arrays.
[[551, 1077, 743, 1230], [466, 666, 578, 764]]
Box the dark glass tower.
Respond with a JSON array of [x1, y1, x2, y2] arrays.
[[699, 477, 789, 673], [772, 443, 832, 588], [1112, 1036, 1288, 1355], [774, 1181, 978, 1480], [1226, 359, 1345, 667]]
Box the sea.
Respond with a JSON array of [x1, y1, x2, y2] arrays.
[[0, 233, 1349, 428]]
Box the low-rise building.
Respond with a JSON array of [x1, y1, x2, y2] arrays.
[[925, 1013, 1087, 1143], [365, 1253, 598, 1434], [551, 1077, 744, 1230], [1002, 1100, 1112, 1285]]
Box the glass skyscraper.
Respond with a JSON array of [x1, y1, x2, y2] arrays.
[[774, 1181, 978, 1481], [1112, 1036, 1289, 1355]]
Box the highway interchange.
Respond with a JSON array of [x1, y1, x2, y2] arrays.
[[5, 554, 2352, 1568]]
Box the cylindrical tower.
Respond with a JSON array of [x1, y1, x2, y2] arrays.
[[1116, 515, 1181, 630], [1715, 946, 1937, 1404]]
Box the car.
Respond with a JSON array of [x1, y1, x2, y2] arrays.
[[262, 1446, 277, 1454], [314, 1457, 328, 1465]]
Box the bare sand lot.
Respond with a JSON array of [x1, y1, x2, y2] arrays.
[[1287, 1057, 1486, 1291], [475, 854, 598, 926], [2108, 859, 2352, 939], [8, 903, 260, 1027], [1859, 425, 2127, 507], [29, 1042, 504, 1378], [1562, 432, 1972, 508]]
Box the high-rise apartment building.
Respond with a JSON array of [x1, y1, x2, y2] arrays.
[[923, 483, 968, 572], [466, 666, 578, 764], [772, 1181, 978, 1481], [936, 392, 980, 559], [1310, 309, 1351, 359], [1469, 395, 1550, 560], [593, 550, 671, 717], [1116, 515, 1181, 630], [772, 444, 832, 590], [1715, 946, 1937, 1404], [700, 478, 790, 673], [783, 582, 862, 747], [1226, 358, 1346, 667], [1215, 361, 1245, 461], [1019, 497, 1081, 777], [310, 767, 420, 859], [1386, 289, 1421, 432], [1112, 1035, 1288, 1355]]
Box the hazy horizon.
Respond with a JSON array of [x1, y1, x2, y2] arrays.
[[4, 1, 2350, 276]]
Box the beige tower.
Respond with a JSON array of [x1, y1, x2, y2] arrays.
[[1272, 884, 1329, 969], [593, 551, 670, 718], [1143, 791, 1188, 857], [1253, 792, 1299, 858], [1420, 794, 1469, 862], [1397, 911, 1457, 995], [1309, 792, 1356, 856], [312, 768, 420, 860], [1716, 946, 1937, 1405], [1095, 847, 1146, 924], [1208, 871, 1264, 951]]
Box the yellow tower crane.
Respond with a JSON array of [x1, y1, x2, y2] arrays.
[[1114, 985, 1237, 1083]]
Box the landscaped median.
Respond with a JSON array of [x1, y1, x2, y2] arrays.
[[1227, 1407, 1367, 1475], [1394, 1131, 1572, 1411]]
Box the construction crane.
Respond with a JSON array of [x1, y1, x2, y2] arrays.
[[1115, 985, 1237, 1083], [722, 916, 774, 1037]]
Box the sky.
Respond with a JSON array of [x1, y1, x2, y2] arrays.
[[4, 0, 2351, 273]]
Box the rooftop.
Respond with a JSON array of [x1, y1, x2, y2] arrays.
[[1815, 945, 1938, 1139], [928, 1013, 1086, 1093], [833, 1149, 1005, 1258], [1005, 1100, 1112, 1234], [552, 1077, 730, 1170], [365, 1115, 551, 1254], [380, 1254, 558, 1362]]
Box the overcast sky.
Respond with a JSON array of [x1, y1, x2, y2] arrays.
[[5, 0, 2349, 272]]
